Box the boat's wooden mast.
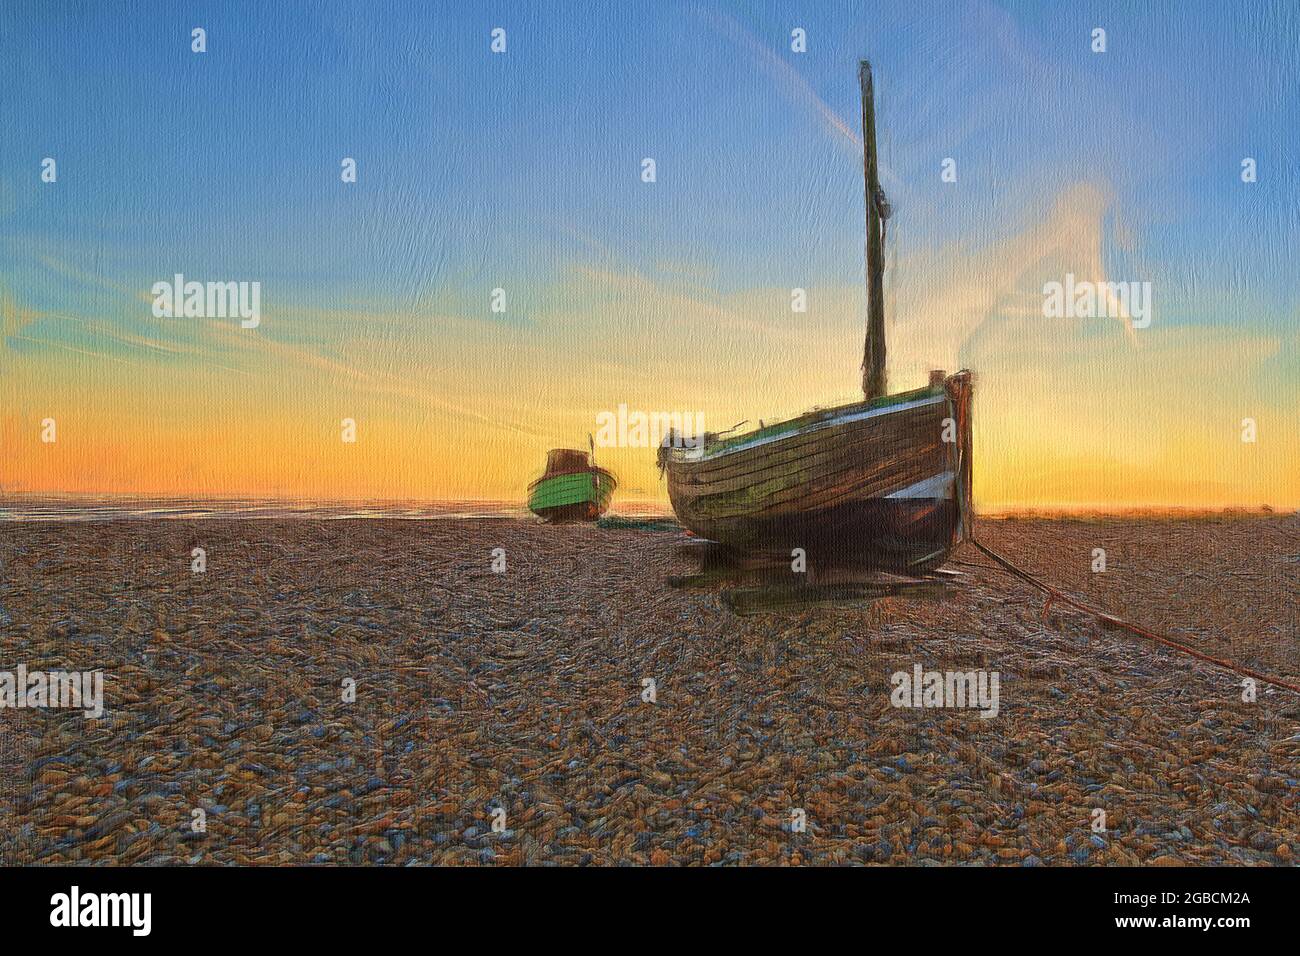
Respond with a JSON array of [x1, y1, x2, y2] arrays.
[[859, 60, 887, 400]]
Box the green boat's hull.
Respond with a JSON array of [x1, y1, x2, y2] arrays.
[[527, 470, 616, 522]]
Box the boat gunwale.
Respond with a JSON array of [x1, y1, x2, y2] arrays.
[[665, 387, 945, 465], [665, 400, 946, 489]]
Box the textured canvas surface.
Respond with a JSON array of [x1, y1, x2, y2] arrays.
[[0, 0, 1296, 892]]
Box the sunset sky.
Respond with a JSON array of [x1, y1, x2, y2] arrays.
[[2, 0, 1296, 509]]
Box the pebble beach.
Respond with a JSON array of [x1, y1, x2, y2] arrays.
[[1, 513, 1296, 866]]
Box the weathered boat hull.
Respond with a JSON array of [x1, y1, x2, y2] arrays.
[[663, 372, 972, 570]]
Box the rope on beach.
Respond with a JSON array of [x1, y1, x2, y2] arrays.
[[969, 538, 1300, 696]]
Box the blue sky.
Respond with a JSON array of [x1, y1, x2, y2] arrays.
[[1, 0, 1296, 504], [6, 1, 1292, 301]]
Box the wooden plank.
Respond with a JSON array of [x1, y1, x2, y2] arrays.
[[665, 384, 940, 466], [679, 440, 946, 522], [670, 397, 944, 484], [670, 418, 946, 499]]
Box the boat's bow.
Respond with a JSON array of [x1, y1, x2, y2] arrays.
[[528, 448, 617, 522]]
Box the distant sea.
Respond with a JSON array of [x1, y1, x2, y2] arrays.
[[0, 495, 672, 522]]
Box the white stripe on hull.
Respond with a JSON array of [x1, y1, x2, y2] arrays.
[[884, 471, 954, 500], [668, 393, 946, 463]]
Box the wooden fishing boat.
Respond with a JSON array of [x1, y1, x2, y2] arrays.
[[660, 62, 973, 572], [528, 448, 616, 522]]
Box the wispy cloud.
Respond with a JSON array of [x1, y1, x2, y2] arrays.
[[691, 8, 863, 150]]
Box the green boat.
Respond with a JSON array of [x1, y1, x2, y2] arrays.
[[527, 448, 616, 522]]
